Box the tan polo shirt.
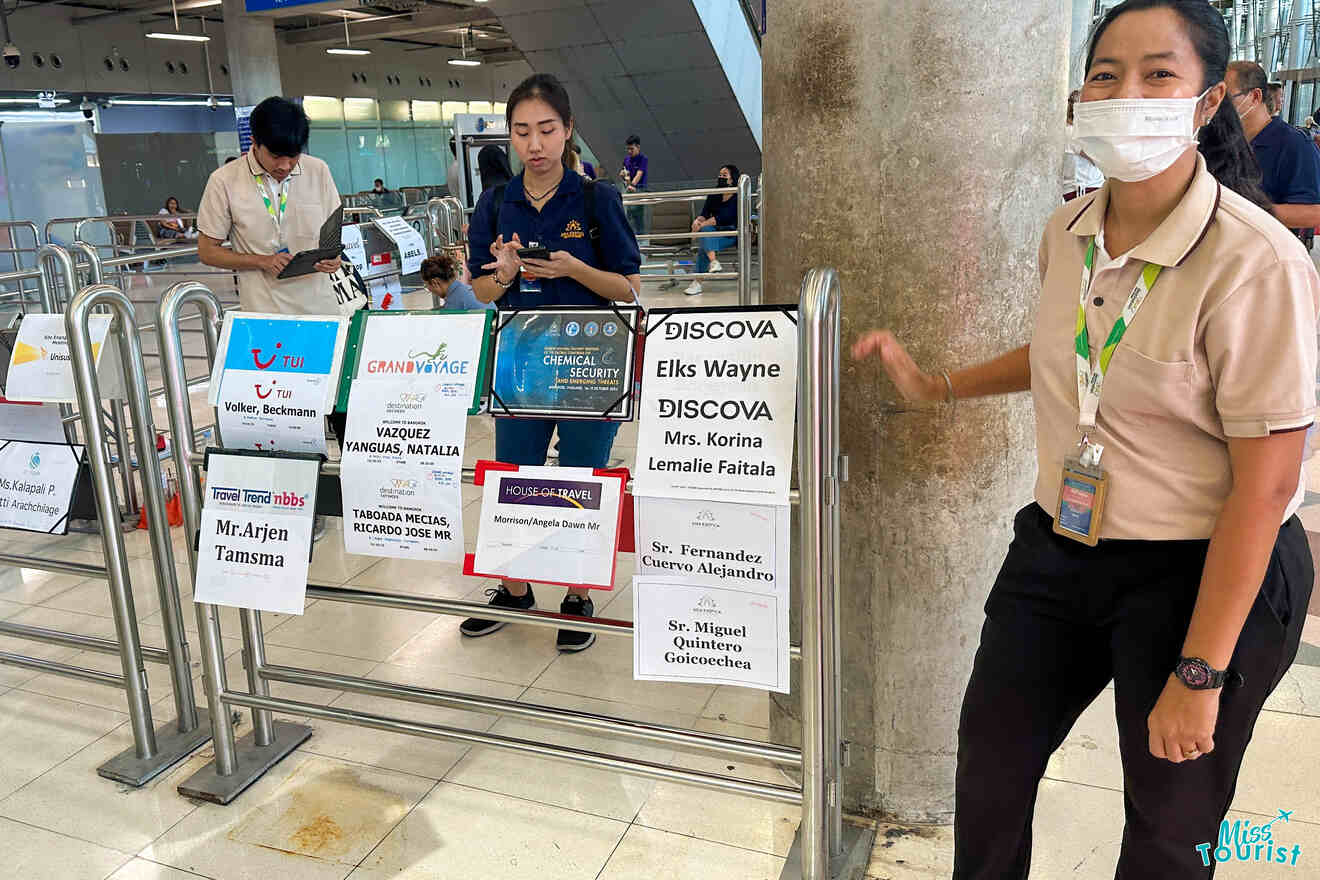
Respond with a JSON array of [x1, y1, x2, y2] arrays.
[[1031, 153, 1320, 540], [196, 151, 342, 314]]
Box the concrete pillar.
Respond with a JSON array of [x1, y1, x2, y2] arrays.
[[763, 0, 1069, 822], [222, 0, 283, 106]]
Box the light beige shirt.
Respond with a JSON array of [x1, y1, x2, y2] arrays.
[[1031, 154, 1320, 540], [197, 151, 342, 314]]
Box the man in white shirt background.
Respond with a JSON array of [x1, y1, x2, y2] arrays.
[[196, 97, 343, 314]]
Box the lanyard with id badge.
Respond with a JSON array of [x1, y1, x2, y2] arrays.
[[254, 172, 292, 250], [1054, 237, 1163, 546]]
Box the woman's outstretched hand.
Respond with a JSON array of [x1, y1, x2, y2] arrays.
[[852, 330, 946, 403]]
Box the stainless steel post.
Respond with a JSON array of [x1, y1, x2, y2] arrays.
[[737, 174, 753, 306], [73, 237, 138, 515], [35, 244, 82, 446], [64, 284, 159, 763], [796, 268, 843, 878], [157, 282, 238, 776], [240, 609, 276, 748], [160, 283, 311, 803], [757, 174, 765, 305], [67, 282, 212, 785]]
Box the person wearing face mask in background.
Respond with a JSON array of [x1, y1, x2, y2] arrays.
[[1226, 60, 1320, 245], [684, 164, 740, 296], [1062, 90, 1105, 202], [853, 1, 1318, 876]]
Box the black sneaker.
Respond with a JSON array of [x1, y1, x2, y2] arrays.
[[556, 594, 597, 652], [460, 585, 535, 637]]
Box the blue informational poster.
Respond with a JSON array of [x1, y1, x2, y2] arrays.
[[235, 105, 254, 155], [488, 307, 639, 420]]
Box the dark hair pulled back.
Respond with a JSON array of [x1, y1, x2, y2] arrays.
[[1086, 0, 1272, 213], [506, 73, 575, 168]]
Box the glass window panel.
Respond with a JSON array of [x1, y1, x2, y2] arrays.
[[380, 126, 419, 192], [468, 100, 493, 115], [347, 128, 387, 193], [344, 97, 379, 125], [413, 100, 441, 123], [303, 96, 343, 125], [415, 125, 451, 186], [308, 128, 352, 194], [493, 102, 507, 117], [380, 100, 411, 123], [442, 101, 467, 122]]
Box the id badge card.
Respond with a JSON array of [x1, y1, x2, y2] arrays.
[[1054, 456, 1109, 546], [520, 271, 542, 296]]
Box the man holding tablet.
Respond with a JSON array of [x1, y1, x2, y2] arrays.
[[197, 96, 345, 314]]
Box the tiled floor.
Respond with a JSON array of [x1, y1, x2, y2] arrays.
[[6, 259, 1320, 879], [2, 266, 795, 880]]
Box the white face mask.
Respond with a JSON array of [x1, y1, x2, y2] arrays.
[[1071, 88, 1211, 183]]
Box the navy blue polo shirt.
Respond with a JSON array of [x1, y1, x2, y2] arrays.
[[467, 170, 642, 310], [1251, 116, 1320, 207]]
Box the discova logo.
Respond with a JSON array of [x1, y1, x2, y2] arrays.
[[1195, 811, 1302, 868], [364, 341, 470, 377]]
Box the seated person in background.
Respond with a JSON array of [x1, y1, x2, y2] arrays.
[[157, 196, 198, 240], [684, 164, 740, 296], [373, 178, 388, 195], [421, 252, 491, 311]]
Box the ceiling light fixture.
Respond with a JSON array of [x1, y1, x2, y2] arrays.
[[146, 32, 210, 41], [448, 28, 481, 66], [328, 13, 371, 56], [0, 97, 70, 105], [148, 0, 210, 41], [110, 98, 234, 107]]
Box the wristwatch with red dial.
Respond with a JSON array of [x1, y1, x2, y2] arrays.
[[1174, 656, 1227, 690]]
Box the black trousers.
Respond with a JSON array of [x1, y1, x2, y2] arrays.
[[954, 504, 1312, 879]]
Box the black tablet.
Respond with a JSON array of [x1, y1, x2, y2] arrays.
[[276, 205, 345, 279]]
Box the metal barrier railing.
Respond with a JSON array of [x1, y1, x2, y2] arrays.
[[154, 272, 857, 876], [0, 280, 212, 786]]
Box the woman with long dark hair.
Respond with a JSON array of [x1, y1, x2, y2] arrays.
[[463, 73, 641, 652], [855, 1, 1318, 876], [683, 163, 740, 296]]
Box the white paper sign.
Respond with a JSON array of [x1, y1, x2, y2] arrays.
[[633, 498, 790, 692], [339, 312, 489, 561], [0, 441, 84, 534], [635, 498, 789, 592], [208, 313, 348, 454], [353, 312, 488, 406], [372, 216, 427, 276], [634, 579, 786, 692], [6, 314, 125, 403], [0, 401, 69, 443], [472, 465, 624, 589], [633, 308, 798, 504], [194, 452, 319, 615], [340, 393, 467, 562], [341, 223, 368, 274]]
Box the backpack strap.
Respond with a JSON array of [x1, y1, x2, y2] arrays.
[[488, 182, 507, 245], [583, 179, 604, 267]]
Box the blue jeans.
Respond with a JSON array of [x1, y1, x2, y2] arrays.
[[495, 418, 620, 468], [697, 226, 736, 272]]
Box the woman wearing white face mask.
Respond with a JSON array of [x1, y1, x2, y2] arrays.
[[855, 1, 1319, 877]]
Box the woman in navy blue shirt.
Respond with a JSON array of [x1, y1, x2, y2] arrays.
[[464, 73, 642, 652], [684, 164, 739, 296]]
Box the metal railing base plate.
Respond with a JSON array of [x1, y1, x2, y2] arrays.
[[97, 709, 216, 787], [175, 721, 312, 805], [780, 821, 875, 880]]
